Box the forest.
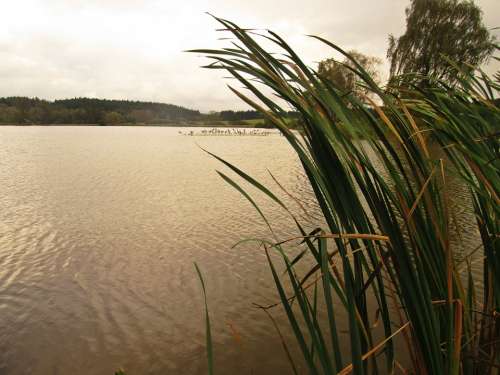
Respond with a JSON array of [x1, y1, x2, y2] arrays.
[[0, 97, 288, 126], [0, 97, 203, 125]]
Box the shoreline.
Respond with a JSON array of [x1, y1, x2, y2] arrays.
[[0, 122, 270, 129]]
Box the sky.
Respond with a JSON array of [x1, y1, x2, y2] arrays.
[[1, 0, 499, 112]]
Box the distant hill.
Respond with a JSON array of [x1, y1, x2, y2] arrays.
[[0, 97, 202, 125], [0, 96, 301, 127]]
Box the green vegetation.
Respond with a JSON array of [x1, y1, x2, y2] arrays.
[[219, 109, 264, 121], [318, 51, 381, 102], [0, 97, 298, 127], [193, 15, 499, 375], [0, 97, 201, 125], [388, 0, 496, 85], [195, 263, 214, 375]]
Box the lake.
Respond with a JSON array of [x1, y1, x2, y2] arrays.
[[0, 126, 481, 374], [0, 126, 322, 375]]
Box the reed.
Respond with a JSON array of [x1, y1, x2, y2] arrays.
[[191, 17, 499, 375]]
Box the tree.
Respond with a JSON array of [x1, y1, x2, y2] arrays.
[[317, 50, 381, 101], [129, 109, 154, 123], [387, 0, 495, 84], [28, 106, 45, 124], [102, 111, 124, 125], [0, 104, 22, 124]]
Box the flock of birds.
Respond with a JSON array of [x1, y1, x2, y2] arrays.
[[179, 128, 274, 136]]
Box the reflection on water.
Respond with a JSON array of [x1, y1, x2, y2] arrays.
[[0, 126, 481, 374]]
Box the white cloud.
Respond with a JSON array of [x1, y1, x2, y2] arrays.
[[1, 0, 498, 111]]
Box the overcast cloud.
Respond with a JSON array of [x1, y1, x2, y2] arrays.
[[1, 0, 499, 111]]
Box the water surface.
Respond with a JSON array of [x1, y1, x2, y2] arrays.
[[0, 126, 481, 374], [0, 126, 317, 375]]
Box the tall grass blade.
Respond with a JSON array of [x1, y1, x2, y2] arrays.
[[194, 262, 214, 375]]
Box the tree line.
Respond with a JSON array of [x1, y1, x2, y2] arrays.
[[218, 110, 264, 121], [0, 97, 298, 126], [216, 110, 299, 122], [0, 97, 202, 125]]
